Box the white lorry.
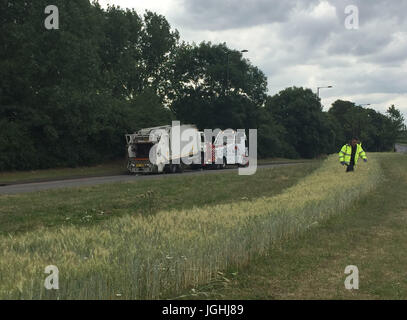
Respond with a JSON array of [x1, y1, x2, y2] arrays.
[[125, 124, 204, 174], [125, 125, 249, 174]]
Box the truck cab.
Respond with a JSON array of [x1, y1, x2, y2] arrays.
[[125, 124, 202, 174]]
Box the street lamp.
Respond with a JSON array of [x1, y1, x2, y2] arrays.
[[317, 85, 333, 98], [359, 103, 371, 107], [226, 49, 249, 94]]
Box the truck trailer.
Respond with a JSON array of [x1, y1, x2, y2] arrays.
[[125, 125, 249, 174]]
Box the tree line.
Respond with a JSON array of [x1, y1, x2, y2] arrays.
[[0, 1, 404, 170]]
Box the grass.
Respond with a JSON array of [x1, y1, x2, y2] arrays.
[[0, 155, 380, 299], [257, 158, 315, 165], [178, 153, 407, 300], [0, 162, 319, 236], [0, 159, 127, 185]]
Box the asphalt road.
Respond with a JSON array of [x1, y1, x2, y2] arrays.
[[0, 163, 301, 195]]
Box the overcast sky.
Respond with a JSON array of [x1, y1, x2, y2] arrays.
[[97, 0, 407, 121]]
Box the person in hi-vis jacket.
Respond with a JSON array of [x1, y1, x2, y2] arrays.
[[339, 137, 367, 172]]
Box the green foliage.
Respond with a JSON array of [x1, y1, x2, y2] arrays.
[[328, 100, 404, 152], [169, 42, 267, 128], [0, 1, 174, 170], [265, 87, 336, 158], [386, 105, 405, 145]]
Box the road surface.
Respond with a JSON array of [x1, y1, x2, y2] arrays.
[[0, 163, 302, 195]]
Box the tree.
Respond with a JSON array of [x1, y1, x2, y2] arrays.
[[265, 87, 329, 158], [386, 105, 405, 143], [169, 42, 268, 131], [0, 1, 180, 170], [328, 100, 404, 152]]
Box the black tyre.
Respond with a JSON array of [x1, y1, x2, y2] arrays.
[[220, 157, 227, 169], [177, 163, 185, 173], [170, 164, 177, 173]]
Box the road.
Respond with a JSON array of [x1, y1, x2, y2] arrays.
[[0, 163, 302, 195]]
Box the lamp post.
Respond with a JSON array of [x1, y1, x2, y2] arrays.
[[226, 49, 248, 94], [317, 85, 333, 98]]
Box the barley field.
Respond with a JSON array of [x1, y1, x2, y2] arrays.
[[0, 155, 382, 299]]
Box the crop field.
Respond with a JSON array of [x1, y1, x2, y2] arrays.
[[0, 154, 386, 300], [3, 0, 405, 307], [183, 153, 407, 300]]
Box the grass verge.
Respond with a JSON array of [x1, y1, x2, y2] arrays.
[[257, 158, 315, 165], [0, 160, 127, 185], [178, 153, 407, 300], [0, 163, 319, 236], [0, 155, 379, 299]]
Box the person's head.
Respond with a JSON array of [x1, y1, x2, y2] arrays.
[[350, 137, 359, 146]]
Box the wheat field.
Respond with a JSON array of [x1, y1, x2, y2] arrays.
[[0, 155, 383, 299]]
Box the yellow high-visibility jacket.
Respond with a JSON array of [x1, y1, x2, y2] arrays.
[[339, 143, 367, 165]]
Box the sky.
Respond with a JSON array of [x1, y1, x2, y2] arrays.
[[97, 0, 407, 122]]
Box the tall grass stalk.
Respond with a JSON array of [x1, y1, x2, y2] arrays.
[[0, 155, 382, 299]]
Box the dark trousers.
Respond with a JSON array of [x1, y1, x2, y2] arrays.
[[346, 162, 355, 172]]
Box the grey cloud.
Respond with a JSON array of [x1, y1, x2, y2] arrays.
[[172, 0, 406, 59], [326, 27, 395, 57], [329, 0, 407, 25], [166, 0, 407, 118], [173, 0, 320, 30], [313, 62, 407, 96], [173, 0, 407, 33], [103, 0, 407, 120]]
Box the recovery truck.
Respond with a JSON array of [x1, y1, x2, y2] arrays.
[[125, 125, 249, 174], [125, 124, 203, 174]]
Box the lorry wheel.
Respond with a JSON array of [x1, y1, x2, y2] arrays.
[[177, 164, 185, 173], [170, 164, 177, 173], [200, 152, 205, 167], [238, 162, 249, 168], [218, 157, 226, 170]]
